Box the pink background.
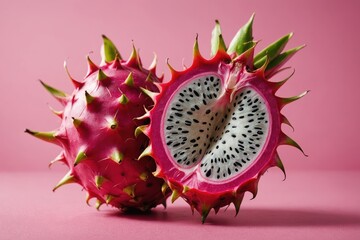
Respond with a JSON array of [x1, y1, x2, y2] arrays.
[[1, 0, 359, 239]]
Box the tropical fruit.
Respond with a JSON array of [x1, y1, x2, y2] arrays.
[[140, 15, 307, 222], [26, 36, 170, 211]]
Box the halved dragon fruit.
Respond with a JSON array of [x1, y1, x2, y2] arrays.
[[139, 15, 308, 222], [26, 36, 170, 211]]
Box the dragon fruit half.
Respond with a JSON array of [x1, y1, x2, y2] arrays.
[[139, 15, 307, 222], [26, 36, 170, 211]]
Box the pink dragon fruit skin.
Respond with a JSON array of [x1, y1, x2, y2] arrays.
[[139, 15, 307, 222], [26, 35, 170, 211]]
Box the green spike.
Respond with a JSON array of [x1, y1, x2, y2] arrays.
[[201, 205, 211, 224], [233, 194, 244, 216], [85, 192, 92, 206], [211, 20, 227, 56], [280, 114, 294, 131], [123, 185, 136, 198], [39, 80, 68, 104], [48, 105, 63, 118], [267, 45, 305, 71], [101, 35, 121, 62], [269, 69, 295, 93], [86, 56, 99, 76], [64, 61, 83, 88], [280, 133, 308, 156], [254, 33, 293, 64], [95, 199, 103, 210], [279, 91, 309, 108], [52, 171, 76, 191], [161, 182, 169, 195], [148, 53, 157, 73], [72, 117, 82, 128], [138, 145, 152, 160], [182, 185, 190, 194], [95, 175, 105, 188], [85, 91, 95, 104], [139, 172, 148, 181], [134, 125, 148, 138], [193, 34, 200, 58], [274, 153, 286, 180], [110, 149, 123, 163], [97, 69, 108, 81], [105, 194, 114, 204], [106, 117, 118, 130], [25, 129, 57, 143], [74, 149, 87, 166], [124, 72, 134, 86], [118, 94, 129, 105], [171, 189, 180, 203], [140, 87, 157, 101], [253, 55, 267, 69], [227, 13, 255, 55], [48, 151, 66, 168]]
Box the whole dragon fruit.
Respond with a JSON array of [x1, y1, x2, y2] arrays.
[[26, 36, 170, 211], [139, 15, 308, 222]]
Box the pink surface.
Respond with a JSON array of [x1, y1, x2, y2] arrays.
[[1, 170, 359, 239], [0, 0, 359, 239]]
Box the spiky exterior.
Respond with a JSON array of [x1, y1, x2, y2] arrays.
[[27, 37, 170, 211], [143, 16, 307, 222]]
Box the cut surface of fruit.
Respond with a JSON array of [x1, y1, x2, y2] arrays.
[[145, 15, 307, 222]]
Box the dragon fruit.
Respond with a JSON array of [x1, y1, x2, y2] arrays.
[[26, 36, 170, 211], [139, 15, 308, 222]]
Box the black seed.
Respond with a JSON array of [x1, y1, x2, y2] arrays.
[[205, 109, 211, 114], [187, 111, 193, 115], [228, 168, 231, 175], [194, 90, 200, 97], [166, 141, 173, 145], [199, 129, 204, 133], [171, 107, 183, 112], [182, 130, 189, 134], [242, 134, 247, 138], [231, 134, 236, 138], [173, 143, 180, 147], [193, 119, 199, 123], [206, 169, 212, 177], [166, 126, 173, 130], [175, 112, 183, 117], [179, 93, 184, 97]]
